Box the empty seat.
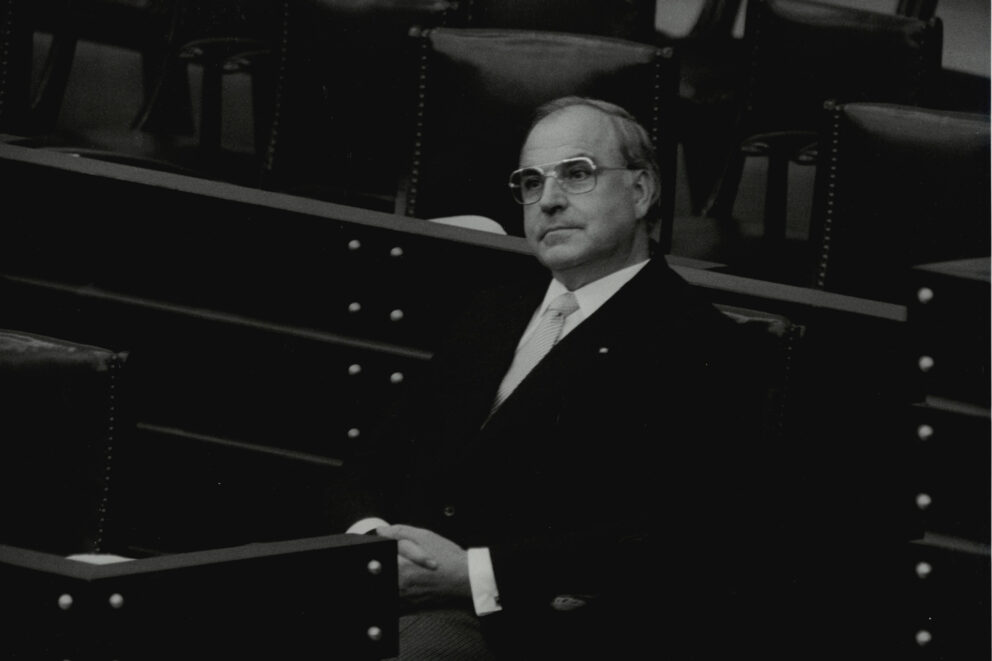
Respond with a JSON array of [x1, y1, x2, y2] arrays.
[[0, 0, 181, 137], [261, 0, 456, 210], [706, 0, 943, 280], [0, 329, 128, 556], [810, 101, 990, 304], [2, 0, 284, 185]]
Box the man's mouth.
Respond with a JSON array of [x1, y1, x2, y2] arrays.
[[540, 225, 579, 240]]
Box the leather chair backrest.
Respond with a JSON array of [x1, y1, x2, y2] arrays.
[[810, 101, 991, 303], [701, 0, 945, 257], [405, 27, 679, 242], [742, 0, 943, 135], [0, 330, 128, 555], [3, 0, 181, 136], [262, 0, 456, 209], [458, 0, 657, 42]]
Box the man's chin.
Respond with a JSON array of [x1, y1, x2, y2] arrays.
[[536, 244, 584, 272]]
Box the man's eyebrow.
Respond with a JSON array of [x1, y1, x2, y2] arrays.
[[519, 153, 595, 169]]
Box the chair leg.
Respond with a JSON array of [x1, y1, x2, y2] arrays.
[[702, 146, 745, 222], [135, 52, 194, 134], [199, 58, 223, 162], [764, 151, 788, 244], [27, 31, 78, 133]]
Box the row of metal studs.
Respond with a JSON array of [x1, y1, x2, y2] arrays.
[[815, 104, 841, 289], [405, 31, 431, 218], [345, 361, 407, 441], [912, 274, 935, 651], [773, 322, 803, 439], [95, 355, 120, 553], [262, 0, 291, 177]]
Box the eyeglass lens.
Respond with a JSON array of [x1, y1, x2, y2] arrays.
[[511, 158, 597, 204]]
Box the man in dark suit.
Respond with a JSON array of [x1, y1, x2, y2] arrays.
[[344, 97, 777, 659]]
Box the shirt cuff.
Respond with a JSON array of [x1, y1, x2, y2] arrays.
[[346, 517, 389, 535], [467, 547, 502, 615]]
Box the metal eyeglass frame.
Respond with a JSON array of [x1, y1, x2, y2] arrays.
[[507, 156, 633, 205]]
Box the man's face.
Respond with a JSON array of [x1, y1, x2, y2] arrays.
[[520, 105, 653, 289]]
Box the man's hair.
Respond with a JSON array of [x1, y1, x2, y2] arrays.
[[526, 96, 662, 215]]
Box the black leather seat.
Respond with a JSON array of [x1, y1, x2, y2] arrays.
[[0, 0, 181, 137], [0, 329, 128, 556], [809, 101, 990, 304], [260, 0, 456, 210], [402, 27, 679, 245], [706, 0, 943, 280], [1, 0, 284, 185]]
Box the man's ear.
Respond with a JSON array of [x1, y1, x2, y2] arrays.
[[631, 169, 656, 219]]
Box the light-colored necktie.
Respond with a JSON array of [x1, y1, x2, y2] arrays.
[[491, 291, 579, 411]]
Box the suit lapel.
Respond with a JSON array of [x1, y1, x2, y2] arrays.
[[437, 281, 547, 437], [483, 257, 690, 429]]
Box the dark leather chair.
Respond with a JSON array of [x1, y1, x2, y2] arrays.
[[809, 101, 990, 304], [2, 0, 284, 185], [705, 0, 943, 278], [138, 0, 286, 179], [260, 0, 455, 210], [402, 27, 679, 245], [658, 0, 937, 218], [0, 329, 128, 556], [0, 0, 181, 137]]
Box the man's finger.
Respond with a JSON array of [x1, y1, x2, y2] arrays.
[[396, 539, 438, 570], [377, 524, 420, 540]]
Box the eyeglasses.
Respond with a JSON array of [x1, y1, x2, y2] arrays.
[[508, 156, 632, 205]]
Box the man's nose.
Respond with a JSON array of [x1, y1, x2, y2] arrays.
[[538, 175, 568, 212]]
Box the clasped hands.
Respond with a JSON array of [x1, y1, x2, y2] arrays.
[[375, 524, 472, 605]]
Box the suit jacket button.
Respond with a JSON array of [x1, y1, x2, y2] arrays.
[[551, 595, 588, 611], [443, 505, 456, 518]]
